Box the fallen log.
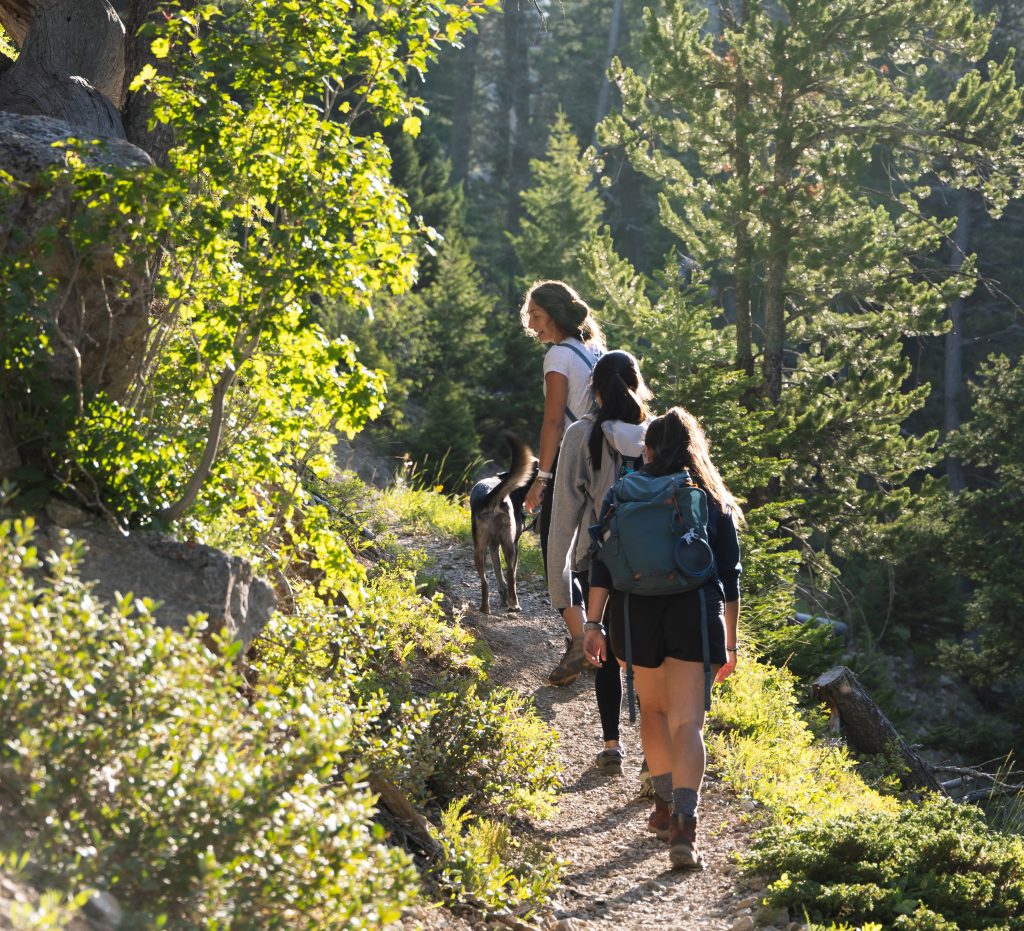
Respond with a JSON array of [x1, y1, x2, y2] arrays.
[[812, 665, 945, 794], [368, 774, 442, 858]]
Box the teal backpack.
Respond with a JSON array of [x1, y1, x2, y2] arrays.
[[593, 469, 717, 717]]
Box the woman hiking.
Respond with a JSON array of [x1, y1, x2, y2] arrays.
[[519, 280, 606, 686], [546, 350, 654, 774], [583, 406, 742, 869]]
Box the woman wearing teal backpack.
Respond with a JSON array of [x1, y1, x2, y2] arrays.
[[583, 406, 743, 870]]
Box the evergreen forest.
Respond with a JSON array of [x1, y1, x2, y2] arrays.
[[2, 0, 1024, 928]]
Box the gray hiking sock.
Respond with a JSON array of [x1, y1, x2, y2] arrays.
[[652, 773, 673, 805], [673, 787, 700, 819]]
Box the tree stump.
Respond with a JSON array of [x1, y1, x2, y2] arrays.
[[813, 665, 944, 794]]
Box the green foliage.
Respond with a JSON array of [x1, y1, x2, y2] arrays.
[[250, 476, 561, 824], [600, 0, 1024, 572], [433, 799, 563, 914], [2, 0, 495, 536], [746, 796, 1024, 930], [0, 519, 416, 928], [509, 109, 605, 290], [943, 354, 1024, 683], [710, 654, 896, 824]]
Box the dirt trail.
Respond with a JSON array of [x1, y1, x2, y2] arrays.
[[418, 534, 775, 931]]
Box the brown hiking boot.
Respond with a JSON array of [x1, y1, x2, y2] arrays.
[[647, 797, 671, 840], [668, 814, 705, 870], [547, 636, 588, 686]]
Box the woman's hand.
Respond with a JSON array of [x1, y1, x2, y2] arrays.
[[583, 628, 606, 667], [524, 478, 546, 514], [716, 650, 737, 683]]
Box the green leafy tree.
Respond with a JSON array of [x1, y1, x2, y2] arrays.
[[0, 0, 496, 534], [600, 0, 1024, 564]]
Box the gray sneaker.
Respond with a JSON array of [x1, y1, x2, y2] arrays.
[[595, 747, 625, 776], [548, 636, 587, 686]]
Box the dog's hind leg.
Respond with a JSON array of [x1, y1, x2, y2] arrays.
[[502, 537, 521, 612], [473, 539, 490, 615], [489, 542, 508, 607]]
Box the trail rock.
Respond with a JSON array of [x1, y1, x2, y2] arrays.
[[40, 502, 275, 653]]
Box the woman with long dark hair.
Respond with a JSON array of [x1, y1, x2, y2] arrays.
[[546, 350, 653, 772], [583, 406, 742, 868]]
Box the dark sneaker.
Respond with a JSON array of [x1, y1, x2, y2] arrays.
[[647, 797, 671, 840], [595, 747, 624, 776], [548, 636, 587, 686], [668, 814, 705, 870], [638, 760, 656, 800]]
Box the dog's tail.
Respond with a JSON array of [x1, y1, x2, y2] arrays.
[[480, 432, 535, 509]]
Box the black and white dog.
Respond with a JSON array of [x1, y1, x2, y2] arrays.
[[469, 433, 537, 614]]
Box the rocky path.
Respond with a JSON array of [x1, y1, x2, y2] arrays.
[[417, 534, 784, 931]]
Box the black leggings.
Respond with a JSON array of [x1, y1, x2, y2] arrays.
[[542, 455, 622, 743], [575, 573, 622, 743]]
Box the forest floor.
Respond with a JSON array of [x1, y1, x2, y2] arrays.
[[400, 530, 791, 931]]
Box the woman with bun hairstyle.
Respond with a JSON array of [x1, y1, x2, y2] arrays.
[[583, 406, 742, 870], [520, 280, 606, 686], [546, 350, 654, 774]]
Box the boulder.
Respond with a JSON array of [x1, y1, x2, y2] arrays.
[[40, 501, 276, 654]]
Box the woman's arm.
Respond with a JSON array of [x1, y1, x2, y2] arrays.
[[717, 598, 740, 682], [524, 370, 568, 512], [583, 585, 611, 666]]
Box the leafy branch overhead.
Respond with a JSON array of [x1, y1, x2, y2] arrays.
[[0, 0, 497, 530]]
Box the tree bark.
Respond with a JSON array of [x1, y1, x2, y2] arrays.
[[944, 189, 973, 495], [0, 0, 126, 137], [762, 122, 795, 405], [121, 0, 180, 164], [448, 25, 479, 185], [733, 63, 755, 391], [813, 665, 945, 794], [592, 0, 624, 143], [502, 0, 530, 237]]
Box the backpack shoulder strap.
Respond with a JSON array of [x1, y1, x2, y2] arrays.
[[558, 341, 599, 370]]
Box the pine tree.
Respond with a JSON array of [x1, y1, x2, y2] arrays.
[[508, 109, 604, 291], [600, 0, 1024, 558]]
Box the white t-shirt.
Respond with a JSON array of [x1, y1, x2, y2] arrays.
[[543, 338, 603, 430]]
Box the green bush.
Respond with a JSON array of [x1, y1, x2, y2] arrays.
[[745, 796, 1024, 930], [0, 519, 416, 929], [432, 799, 562, 915]]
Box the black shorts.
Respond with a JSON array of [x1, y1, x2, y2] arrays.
[[607, 585, 726, 668]]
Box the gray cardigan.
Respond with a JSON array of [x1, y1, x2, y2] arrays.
[[547, 415, 649, 611]]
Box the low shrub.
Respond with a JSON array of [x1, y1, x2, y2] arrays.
[[746, 796, 1024, 930], [432, 799, 563, 915], [0, 519, 416, 929]]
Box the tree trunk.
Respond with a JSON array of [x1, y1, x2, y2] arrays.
[[592, 0, 624, 143], [0, 0, 125, 136], [502, 0, 530, 237], [813, 666, 945, 794], [0, 0, 154, 479], [944, 189, 973, 495], [121, 0, 179, 164], [733, 66, 755, 391], [448, 25, 479, 185]]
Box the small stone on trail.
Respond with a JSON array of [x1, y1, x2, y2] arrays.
[[735, 895, 760, 909], [730, 916, 756, 931]]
